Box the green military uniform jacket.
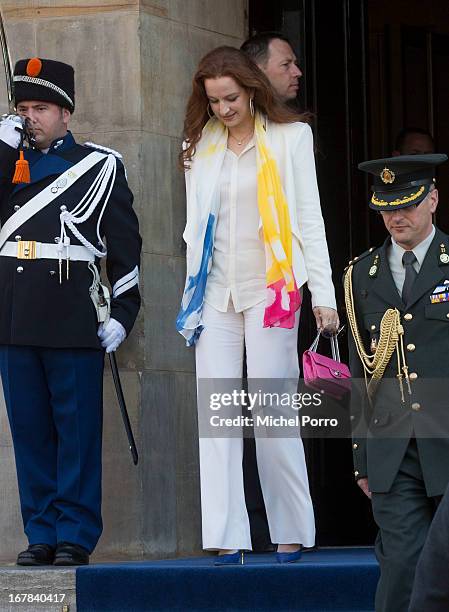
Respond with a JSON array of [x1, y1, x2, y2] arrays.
[[347, 227, 449, 496]]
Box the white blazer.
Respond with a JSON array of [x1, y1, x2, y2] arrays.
[[183, 120, 337, 311]]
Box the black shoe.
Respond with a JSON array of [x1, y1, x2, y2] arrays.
[[17, 544, 55, 566], [53, 542, 90, 566]]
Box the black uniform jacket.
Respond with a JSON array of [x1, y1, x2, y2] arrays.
[[0, 132, 141, 348], [347, 228, 449, 497]]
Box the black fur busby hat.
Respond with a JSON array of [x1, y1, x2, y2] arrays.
[[13, 58, 75, 113]]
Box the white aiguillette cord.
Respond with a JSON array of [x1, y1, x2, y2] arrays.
[[59, 153, 117, 258], [0, 150, 108, 251]]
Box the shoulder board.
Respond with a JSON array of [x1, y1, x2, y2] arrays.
[[344, 247, 378, 273], [83, 141, 123, 160]]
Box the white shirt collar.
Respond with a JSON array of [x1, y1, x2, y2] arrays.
[[391, 225, 436, 268]]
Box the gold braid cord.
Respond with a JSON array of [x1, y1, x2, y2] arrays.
[[344, 265, 411, 402]]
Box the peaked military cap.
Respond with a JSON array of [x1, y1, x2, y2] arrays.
[[13, 58, 75, 112], [358, 153, 447, 210]]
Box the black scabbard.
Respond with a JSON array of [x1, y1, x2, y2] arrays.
[[109, 352, 139, 465]]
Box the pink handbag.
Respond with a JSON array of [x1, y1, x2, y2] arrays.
[[302, 331, 351, 400]]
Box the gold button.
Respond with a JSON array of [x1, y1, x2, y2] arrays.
[[409, 372, 418, 381], [446, 313, 449, 319], [369, 247, 374, 252], [354, 471, 359, 477], [370, 325, 376, 331], [353, 443, 358, 450], [354, 256, 359, 261], [411, 402, 421, 411], [404, 313, 413, 321], [373, 418, 379, 424], [407, 343, 416, 352]]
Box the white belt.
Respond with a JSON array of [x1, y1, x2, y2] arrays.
[[0, 240, 95, 262]]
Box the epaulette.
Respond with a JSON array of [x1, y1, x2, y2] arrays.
[[344, 247, 377, 273], [83, 141, 123, 160]]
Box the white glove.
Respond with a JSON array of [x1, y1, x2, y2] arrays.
[[0, 114, 24, 149], [97, 318, 126, 353]]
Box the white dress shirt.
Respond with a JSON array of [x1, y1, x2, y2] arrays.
[[388, 226, 436, 295], [205, 139, 267, 312]]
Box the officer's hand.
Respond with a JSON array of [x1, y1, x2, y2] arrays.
[[0, 114, 24, 149], [312, 306, 339, 335], [357, 477, 372, 499], [97, 318, 126, 353]]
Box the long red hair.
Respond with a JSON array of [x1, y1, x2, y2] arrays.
[[179, 46, 305, 168]]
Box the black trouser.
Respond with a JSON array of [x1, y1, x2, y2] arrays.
[[371, 440, 440, 612]]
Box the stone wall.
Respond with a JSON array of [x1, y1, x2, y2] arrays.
[[0, 0, 247, 561]]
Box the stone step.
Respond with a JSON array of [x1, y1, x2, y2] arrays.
[[0, 566, 76, 612]]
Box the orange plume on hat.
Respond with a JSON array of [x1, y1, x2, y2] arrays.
[[26, 58, 42, 78]]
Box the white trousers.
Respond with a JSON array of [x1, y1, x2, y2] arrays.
[[195, 300, 315, 550]]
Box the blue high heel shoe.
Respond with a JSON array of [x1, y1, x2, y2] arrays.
[[276, 547, 302, 564], [214, 550, 244, 565]]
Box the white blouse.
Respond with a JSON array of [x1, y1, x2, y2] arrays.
[[204, 139, 266, 312]]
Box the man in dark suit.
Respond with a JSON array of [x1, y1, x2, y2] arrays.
[[409, 482, 449, 611], [241, 32, 302, 104], [241, 32, 309, 553], [344, 154, 449, 612], [0, 58, 141, 565]]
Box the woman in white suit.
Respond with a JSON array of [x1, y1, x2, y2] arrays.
[[176, 46, 338, 564]]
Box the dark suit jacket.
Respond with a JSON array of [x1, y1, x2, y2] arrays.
[[347, 229, 449, 496], [409, 483, 449, 611]]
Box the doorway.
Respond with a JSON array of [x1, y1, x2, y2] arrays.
[[248, 0, 449, 546]]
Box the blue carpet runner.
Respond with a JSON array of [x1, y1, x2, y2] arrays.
[[76, 547, 379, 612]]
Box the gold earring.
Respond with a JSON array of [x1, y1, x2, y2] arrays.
[[207, 104, 214, 119], [249, 98, 254, 117]]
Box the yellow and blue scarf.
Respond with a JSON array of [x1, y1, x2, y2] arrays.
[[176, 113, 300, 346]]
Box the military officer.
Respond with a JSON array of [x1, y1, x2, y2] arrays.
[[344, 154, 449, 612], [0, 58, 141, 565]]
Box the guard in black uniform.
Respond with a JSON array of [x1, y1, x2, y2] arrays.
[[344, 154, 449, 611], [0, 58, 141, 565]]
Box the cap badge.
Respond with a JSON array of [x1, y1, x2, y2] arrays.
[[380, 166, 395, 184], [26, 58, 43, 78]]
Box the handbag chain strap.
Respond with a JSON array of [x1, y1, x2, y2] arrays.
[[309, 330, 341, 362]]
